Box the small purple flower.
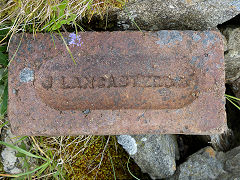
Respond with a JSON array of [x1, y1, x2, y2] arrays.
[[69, 33, 83, 47]]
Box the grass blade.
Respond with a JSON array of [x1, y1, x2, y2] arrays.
[[0, 52, 8, 66], [108, 151, 116, 180], [226, 96, 240, 111], [14, 136, 28, 144], [34, 161, 50, 177], [127, 156, 140, 180], [58, 30, 76, 65], [9, 162, 50, 178], [225, 94, 240, 101], [0, 121, 8, 129], [0, 83, 8, 115]]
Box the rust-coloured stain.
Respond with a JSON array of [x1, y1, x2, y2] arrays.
[[8, 31, 226, 135]]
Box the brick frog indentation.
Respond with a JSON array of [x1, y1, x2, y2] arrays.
[[34, 55, 199, 111]]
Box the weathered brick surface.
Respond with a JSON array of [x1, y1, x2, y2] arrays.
[[8, 31, 226, 135]]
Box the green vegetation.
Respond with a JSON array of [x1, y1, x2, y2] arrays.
[[0, 135, 144, 179], [225, 94, 240, 110], [0, 0, 126, 34], [0, 25, 8, 119]]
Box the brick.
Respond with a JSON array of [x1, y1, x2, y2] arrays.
[[8, 31, 226, 135]]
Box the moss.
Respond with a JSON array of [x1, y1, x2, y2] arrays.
[[39, 136, 148, 179]]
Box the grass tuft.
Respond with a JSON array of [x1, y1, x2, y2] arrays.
[[0, 0, 127, 36]]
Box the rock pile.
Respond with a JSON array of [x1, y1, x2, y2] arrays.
[[116, 0, 240, 179]]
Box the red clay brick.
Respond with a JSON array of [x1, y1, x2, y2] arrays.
[[8, 31, 226, 135]]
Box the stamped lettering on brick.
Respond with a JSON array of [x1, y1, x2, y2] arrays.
[[35, 58, 199, 110], [41, 74, 193, 89]]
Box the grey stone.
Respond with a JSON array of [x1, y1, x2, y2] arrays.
[[221, 26, 240, 100], [117, 134, 179, 179], [1, 126, 38, 175], [224, 146, 240, 172], [114, 0, 240, 30], [222, 27, 240, 83], [218, 172, 240, 180], [170, 146, 240, 179], [206, 129, 233, 152], [1, 129, 23, 174], [216, 146, 240, 179], [19, 67, 34, 83], [170, 146, 226, 180], [117, 135, 137, 155]]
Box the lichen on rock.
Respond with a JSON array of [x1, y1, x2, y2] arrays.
[[19, 68, 34, 83], [117, 135, 138, 155]]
